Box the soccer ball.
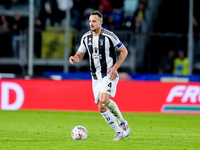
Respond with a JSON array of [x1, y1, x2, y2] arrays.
[[71, 125, 88, 140]]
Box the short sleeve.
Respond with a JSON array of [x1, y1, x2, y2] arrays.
[[108, 31, 123, 49], [115, 41, 123, 49], [78, 36, 87, 53]]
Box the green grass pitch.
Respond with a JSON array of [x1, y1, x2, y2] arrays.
[[0, 110, 200, 150]]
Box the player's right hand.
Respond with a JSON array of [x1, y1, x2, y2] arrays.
[[69, 56, 75, 64]]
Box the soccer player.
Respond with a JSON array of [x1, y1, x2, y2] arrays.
[[69, 10, 130, 141]]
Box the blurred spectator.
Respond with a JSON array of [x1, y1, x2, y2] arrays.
[[98, 0, 113, 29], [71, 0, 85, 30], [134, 2, 145, 22], [173, 50, 189, 75], [34, 18, 43, 58], [56, 0, 74, 25], [39, 0, 60, 30], [98, 0, 113, 14], [193, 16, 200, 62], [193, 17, 199, 32], [132, 2, 145, 32], [0, 14, 12, 57], [123, 0, 138, 20], [108, 8, 121, 30], [133, 16, 141, 33], [72, 0, 100, 29], [158, 50, 175, 74], [0, 14, 9, 30], [83, 0, 100, 19], [10, 14, 24, 57], [106, 15, 115, 30]]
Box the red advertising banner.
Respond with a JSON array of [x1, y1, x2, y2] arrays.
[[0, 79, 200, 114]]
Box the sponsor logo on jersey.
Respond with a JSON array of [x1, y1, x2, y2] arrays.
[[92, 53, 102, 59], [92, 47, 102, 59]]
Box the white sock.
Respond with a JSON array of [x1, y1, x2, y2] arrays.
[[104, 99, 125, 123], [101, 110, 123, 132]]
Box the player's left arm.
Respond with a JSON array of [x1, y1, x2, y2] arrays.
[[108, 44, 128, 80]]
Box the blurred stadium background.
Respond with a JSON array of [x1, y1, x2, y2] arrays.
[[1, 2, 200, 148], [0, 0, 199, 80]]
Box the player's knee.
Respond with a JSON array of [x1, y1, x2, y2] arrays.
[[99, 94, 109, 104], [98, 102, 107, 113], [99, 98, 107, 104]]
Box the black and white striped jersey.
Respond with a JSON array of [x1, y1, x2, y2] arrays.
[[78, 28, 123, 80]]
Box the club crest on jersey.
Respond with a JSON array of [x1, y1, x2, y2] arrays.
[[88, 37, 92, 45], [92, 47, 102, 59], [100, 39, 104, 46]]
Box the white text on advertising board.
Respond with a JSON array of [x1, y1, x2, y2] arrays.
[[166, 85, 200, 103], [1, 82, 24, 110]]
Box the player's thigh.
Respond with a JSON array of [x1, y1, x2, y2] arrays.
[[100, 75, 119, 97], [92, 79, 102, 104], [99, 92, 110, 104]]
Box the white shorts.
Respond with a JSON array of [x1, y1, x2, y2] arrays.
[[92, 73, 119, 104]]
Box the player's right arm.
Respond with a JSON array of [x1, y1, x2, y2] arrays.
[[70, 32, 88, 64], [69, 51, 85, 64]]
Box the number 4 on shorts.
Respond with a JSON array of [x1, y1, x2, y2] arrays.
[[108, 82, 112, 88]]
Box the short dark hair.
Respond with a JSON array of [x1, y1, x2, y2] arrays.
[[90, 11, 103, 20]]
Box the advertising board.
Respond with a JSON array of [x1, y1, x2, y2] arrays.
[[0, 79, 199, 114]]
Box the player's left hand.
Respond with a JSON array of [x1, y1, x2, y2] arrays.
[[108, 67, 117, 80]]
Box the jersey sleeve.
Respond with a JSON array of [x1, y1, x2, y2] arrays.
[[78, 36, 87, 53], [110, 32, 123, 49], [115, 40, 123, 49]]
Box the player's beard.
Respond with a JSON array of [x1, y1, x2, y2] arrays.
[[90, 26, 100, 34], [90, 25, 96, 32]]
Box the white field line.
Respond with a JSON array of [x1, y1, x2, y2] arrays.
[[2, 129, 200, 136], [1, 138, 200, 144], [91, 132, 200, 136], [0, 137, 112, 142], [1, 130, 200, 143], [134, 133, 200, 136]]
